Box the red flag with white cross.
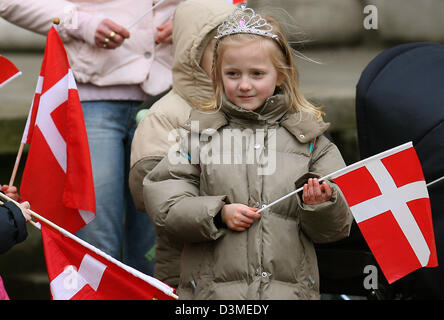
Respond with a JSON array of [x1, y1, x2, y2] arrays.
[[41, 224, 176, 300], [331, 142, 438, 283], [225, 0, 246, 4], [20, 26, 96, 233], [0, 55, 21, 88]]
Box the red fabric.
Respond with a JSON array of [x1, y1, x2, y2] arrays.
[[0, 56, 21, 88], [20, 26, 95, 233], [41, 225, 175, 300], [332, 144, 438, 283], [333, 166, 381, 207]]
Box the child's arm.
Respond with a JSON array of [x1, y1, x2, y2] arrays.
[[297, 136, 353, 244], [143, 154, 227, 243]]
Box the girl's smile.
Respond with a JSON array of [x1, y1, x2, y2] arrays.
[[221, 39, 282, 111]]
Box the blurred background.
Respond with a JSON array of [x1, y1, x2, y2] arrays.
[[1, 0, 443, 299]]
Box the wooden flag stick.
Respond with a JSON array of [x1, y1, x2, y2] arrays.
[[256, 142, 427, 214], [127, 0, 167, 29], [9, 143, 25, 187], [0, 190, 40, 229], [427, 175, 444, 188], [7, 20, 58, 188], [0, 191, 179, 300]]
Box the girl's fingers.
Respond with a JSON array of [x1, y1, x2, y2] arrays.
[[307, 178, 313, 199], [244, 210, 262, 220], [302, 183, 308, 203], [321, 181, 333, 200], [303, 178, 333, 204], [312, 179, 322, 200], [307, 178, 319, 201], [233, 213, 253, 225], [221, 204, 263, 232]]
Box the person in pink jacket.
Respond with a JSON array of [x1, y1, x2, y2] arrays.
[[0, 0, 183, 276]]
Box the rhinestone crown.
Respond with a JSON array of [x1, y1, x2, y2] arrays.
[[215, 4, 278, 40]]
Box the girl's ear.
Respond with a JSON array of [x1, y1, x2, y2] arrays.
[[276, 73, 285, 87]]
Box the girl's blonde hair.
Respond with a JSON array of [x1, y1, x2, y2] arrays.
[[201, 14, 324, 121]]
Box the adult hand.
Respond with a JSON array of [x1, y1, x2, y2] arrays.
[[95, 18, 130, 49], [302, 178, 333, 205], [18, 201, 32, 223], [155, 20, 173, 44], [1, 185, 19, 202], [221, 203, 261, 232]]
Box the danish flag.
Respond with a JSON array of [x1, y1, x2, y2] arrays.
[[0, 55, 21, 88], [226, 0, 246, 4], [20, 26, 95, 233], [331, 142, 438, 283], [41, 224, 176, 300]]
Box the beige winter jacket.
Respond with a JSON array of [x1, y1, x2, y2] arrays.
[[129, 0, 235, 287], [0, 0, 180, 95], [144, 93, 353, 300]]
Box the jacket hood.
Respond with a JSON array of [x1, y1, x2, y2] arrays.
[[171, 0, 234, 107], [186, 94, 330, 143]]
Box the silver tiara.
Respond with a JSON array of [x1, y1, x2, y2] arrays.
[[215, 4, 278, 40]]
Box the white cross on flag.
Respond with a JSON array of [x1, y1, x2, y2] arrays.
[[0, 55, 21, 88], [20, 26, 96, 233], [41, 224, 176, 300], [331, 142, 438, 283]]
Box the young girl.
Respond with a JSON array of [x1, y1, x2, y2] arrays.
[[144, 5, 352, 300]]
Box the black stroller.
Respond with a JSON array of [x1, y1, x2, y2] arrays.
[[317, 42, 444, 299]]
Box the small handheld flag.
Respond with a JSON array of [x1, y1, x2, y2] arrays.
[[0, 56, 21, 88]]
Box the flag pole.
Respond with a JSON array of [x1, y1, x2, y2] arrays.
[[256, 142, 415, 214], [8, 143, 25, 186], [8, 18, 61, 188], [257, 141, 441, 214], [427, 175, 444, 188], [0, 192, 178, 300], [127, 0, 167, 29]]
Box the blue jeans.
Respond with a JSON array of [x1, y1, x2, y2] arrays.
[[76, 100, 155, 276]]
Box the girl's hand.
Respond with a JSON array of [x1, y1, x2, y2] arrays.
[[302, 178, 332, 205], [221, 204, 261, 232]]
